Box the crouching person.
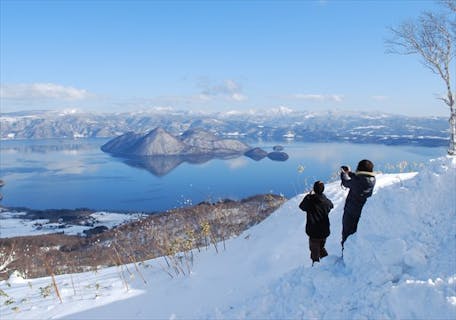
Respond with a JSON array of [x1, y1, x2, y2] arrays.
[[299, 181, 334, 265]]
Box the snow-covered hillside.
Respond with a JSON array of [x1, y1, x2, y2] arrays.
[[1, 157, 455, 319]]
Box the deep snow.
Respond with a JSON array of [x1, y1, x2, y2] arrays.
[[0, 157, 455, 319]]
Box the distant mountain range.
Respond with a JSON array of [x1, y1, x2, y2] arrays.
[[0, 108, 449, 147]]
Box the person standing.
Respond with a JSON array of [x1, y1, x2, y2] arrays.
[[340, 159, 376, 249], [299, 181, 334, 265]]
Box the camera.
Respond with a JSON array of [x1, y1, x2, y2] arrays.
[[341, 165, 349, 172]]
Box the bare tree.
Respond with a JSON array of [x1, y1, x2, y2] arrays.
[[386, 0, 456, 155]]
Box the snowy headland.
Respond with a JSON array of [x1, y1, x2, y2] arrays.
[[0, 157, 455, 319]]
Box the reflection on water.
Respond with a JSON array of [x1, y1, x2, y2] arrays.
[[118, 152, 288, 177], [121, 154, 235, 177], [1, 139, 102, 154], [0, 139, 445, 212]]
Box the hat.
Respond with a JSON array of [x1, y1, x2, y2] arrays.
[[313, 181, 325, 194], [357, 159, 374, 172]]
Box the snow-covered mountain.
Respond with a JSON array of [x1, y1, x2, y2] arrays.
[[180, 128, 250, 154], [101, 127, 250, 156], [101, 127, 187, 156], [1, 156, 454, 319], [0, 109, 449, 147]]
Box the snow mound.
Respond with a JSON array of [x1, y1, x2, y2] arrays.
[[0, 157, 455, 319], [223, 156, 456, 319]]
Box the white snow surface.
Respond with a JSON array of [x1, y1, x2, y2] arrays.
[[0, 157, 455, 319], [0, 211, 145, 238]]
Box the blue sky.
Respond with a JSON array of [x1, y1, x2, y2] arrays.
[[0, 0, 452, 116]]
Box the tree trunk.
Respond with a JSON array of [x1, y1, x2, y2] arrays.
[[449, 107, 456, 155]]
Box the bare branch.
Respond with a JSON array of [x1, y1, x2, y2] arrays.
[[385, 1, 456, 154], [440, 0, 456, 13]]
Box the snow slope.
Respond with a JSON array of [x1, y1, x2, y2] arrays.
[[0, 157, 455, 319]]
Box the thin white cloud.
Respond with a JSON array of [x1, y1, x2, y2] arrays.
[[225, 79, 239, 92], [231, 93, 247, 102], [331, 95, 344, 102], [62, 78, 247, 112], [114, 94, 216, 113], [0, 83, 91, 100], [291, 93, 344, 102], [293, 94, 326, 101], [198, 79, 248, 102], [198, 93, 212, 102], [372, 95, 388, 101]]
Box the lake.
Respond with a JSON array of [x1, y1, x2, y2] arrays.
[[0, 138, 446, 212]]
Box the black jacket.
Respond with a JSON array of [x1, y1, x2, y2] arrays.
[[341, 171, 376, 217], [299, 193, 334, 239]]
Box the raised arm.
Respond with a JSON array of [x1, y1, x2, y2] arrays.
[[340, 171, 355, 188], [299, 194, 311, 212]]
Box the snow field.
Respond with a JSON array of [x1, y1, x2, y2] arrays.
[[0, 211, 145, 238]]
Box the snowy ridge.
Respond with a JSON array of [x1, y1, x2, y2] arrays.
[[0, 157, 455, 319]]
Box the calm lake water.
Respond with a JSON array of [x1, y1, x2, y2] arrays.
[[0, 139, 446, 212]]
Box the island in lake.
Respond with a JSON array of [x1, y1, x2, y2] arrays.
[[101, 127, 289, 176]]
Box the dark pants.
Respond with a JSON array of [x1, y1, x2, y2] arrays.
[[309, 238, 328, 263], [341, 196, 367, 247], [342, 211, 361, 246]]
